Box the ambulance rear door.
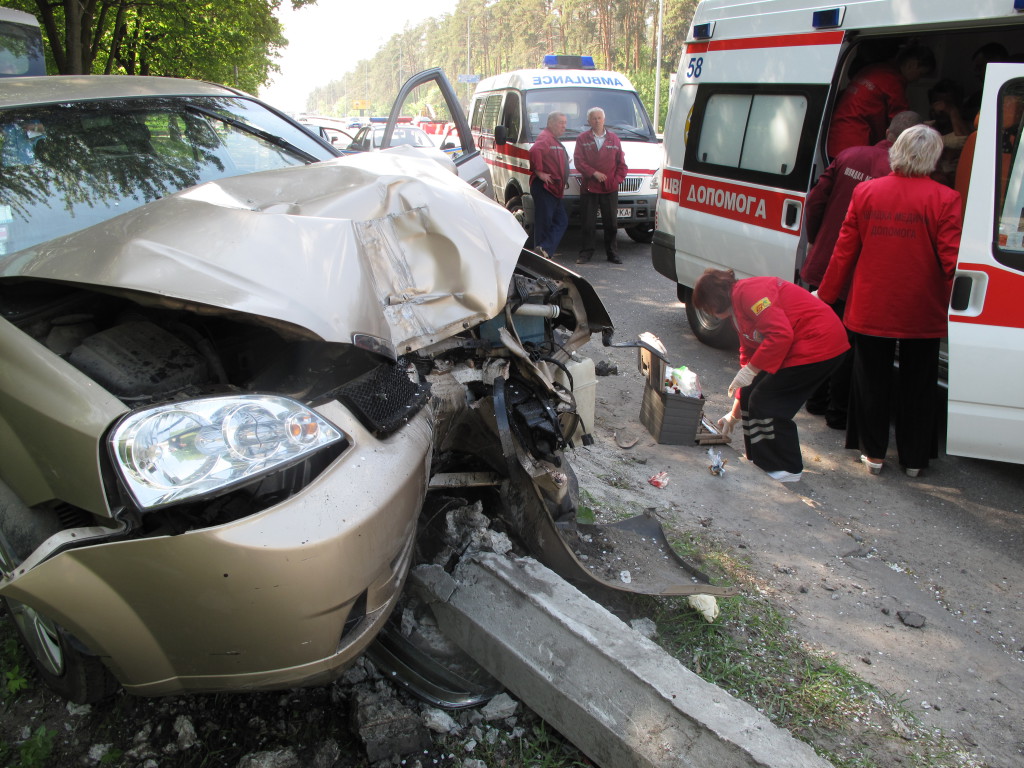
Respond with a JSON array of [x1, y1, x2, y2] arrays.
[[947, 63, 1024, 464], [667, 29, 843, 344]]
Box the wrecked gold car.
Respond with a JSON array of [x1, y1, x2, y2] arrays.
[[0, 75, 617, 703]]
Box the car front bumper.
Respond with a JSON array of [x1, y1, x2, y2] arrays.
[[0, 400, 432, 696]]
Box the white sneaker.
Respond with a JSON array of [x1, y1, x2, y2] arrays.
[[859, 455, 883, 475], [767, 470, 803, 482], [905, 468, 921, 478]]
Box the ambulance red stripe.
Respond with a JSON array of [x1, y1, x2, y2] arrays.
[[949, 264, 1024, 330], [668, 171, 803, 236], [686, 30, 844, 54]]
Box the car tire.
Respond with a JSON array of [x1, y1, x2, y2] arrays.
[[625, 224, 654, 243], [506, 195, 532, 235], [681, 286, 739, 350], [0, 506, 119, 704]]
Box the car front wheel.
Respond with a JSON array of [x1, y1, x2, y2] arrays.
[[0, 509, 119, 704]]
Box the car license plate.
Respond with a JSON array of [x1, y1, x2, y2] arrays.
[[617, 208, 630, 218]]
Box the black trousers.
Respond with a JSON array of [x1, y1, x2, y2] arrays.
[[740, 355, 845, 474], [805, 298, 852, 428], [579, 189, 618, 258], [846, 333, 940, 469]]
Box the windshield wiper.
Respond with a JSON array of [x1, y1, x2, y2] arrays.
[[609, 124, 654, 140], [185, 105, 321, 164]]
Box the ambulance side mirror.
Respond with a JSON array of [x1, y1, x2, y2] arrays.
[[494, 125, 507, 146]]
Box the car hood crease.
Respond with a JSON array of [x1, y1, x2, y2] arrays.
[[0, 148, 527, 351]]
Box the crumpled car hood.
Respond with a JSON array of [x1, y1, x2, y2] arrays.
[[0, 147, 527, 352]]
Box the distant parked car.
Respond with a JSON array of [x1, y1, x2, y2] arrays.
[[345, 123, 436, 152]]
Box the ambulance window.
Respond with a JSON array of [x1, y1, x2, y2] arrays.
[[995, 80, 1024, 271], [501, 93, 522, 143], [687, 85, 826, 192], [698, 94, 750, 167], [473, 94, 502, 135], [698, 93, 806, 175]]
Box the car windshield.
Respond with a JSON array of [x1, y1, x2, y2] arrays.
[[0, 95, 336, 256], [524, 87, 656, 142]]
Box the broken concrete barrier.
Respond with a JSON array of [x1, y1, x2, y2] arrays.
[[411, 554, 834, 768]]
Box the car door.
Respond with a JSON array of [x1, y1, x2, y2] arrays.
[[947, 63, 1024, 463], [383, 68, 493, 198]]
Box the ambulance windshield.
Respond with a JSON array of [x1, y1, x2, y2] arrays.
[[524, 87, 656, 142]]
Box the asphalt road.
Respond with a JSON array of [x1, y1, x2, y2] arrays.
[[559, 226, 1024, 559], [550, 224, 1024, 766]]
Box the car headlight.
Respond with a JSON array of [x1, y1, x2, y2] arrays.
[[110, 395, 344, 510]]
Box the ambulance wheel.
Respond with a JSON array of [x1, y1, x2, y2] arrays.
[[507, 196, 532, 235], [625, 224, 654, 243], [682, 286, 738, 350]]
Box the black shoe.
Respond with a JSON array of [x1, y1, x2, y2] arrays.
[[575, 254, 591, 264], [607, 254, 622, 264], [805, 402, 828, 416]]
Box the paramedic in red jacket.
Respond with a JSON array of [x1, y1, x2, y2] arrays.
[[692, 270, 849, 483], [529, 111, 570, 259], [826, 45, 934, 157], [817, 125, 962, 477], [573, 107, 628, 264], [801, 110, 923, 429]]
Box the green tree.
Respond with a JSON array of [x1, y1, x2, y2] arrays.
[[3, 0, 316, 93]]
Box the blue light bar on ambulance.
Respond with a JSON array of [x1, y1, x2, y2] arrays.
[[1015, 0, 1024, 11], [543, 55, 596, 70], [692, 22, 714, 39], [812, 8, 845, 28]]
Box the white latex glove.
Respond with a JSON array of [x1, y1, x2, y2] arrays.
[[716, 412, 738, 438], [727, 364, 759, 398], [687, 594, 720, 623]]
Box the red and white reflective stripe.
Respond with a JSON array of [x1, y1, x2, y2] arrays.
[[661, 168, 683, 203], [950, 263, 1024, 330], [678, 173, 803, 236], [685, 30, 844, 55]]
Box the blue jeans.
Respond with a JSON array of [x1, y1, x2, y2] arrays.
[[531, 178, 567, 255]]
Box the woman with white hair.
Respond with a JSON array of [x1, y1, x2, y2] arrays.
[[817, 124, 962, 477]]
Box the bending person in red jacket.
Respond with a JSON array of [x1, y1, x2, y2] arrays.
[[818, 125, 962, 477], [692, 270, 849, 482], [573, 107, 628, 264]]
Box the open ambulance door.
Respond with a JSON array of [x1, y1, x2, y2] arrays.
[[947, 64, 1024, 464]]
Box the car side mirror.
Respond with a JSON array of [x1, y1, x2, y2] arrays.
[[494, 125, 507, 146]]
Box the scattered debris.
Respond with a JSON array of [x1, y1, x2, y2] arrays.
[[648, 471, 669, 488], [236, 748, 300, 768], [619, 569, 632, 584], [707, 448, 727, 476], [480, 692, 519, 721], [687, 594, 720, 623], [595, 360, 618, 376], [897, 610, 926, 628], [630, 617, 658, 639], [351, 687, 432, 763], [422, 708, 460, 734], [614, 430, 640, 449]]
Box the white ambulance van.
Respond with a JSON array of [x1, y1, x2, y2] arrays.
[[0, 6, 44, 77], [653, 0, 1024, 464], [470, 55, 662, 243]]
